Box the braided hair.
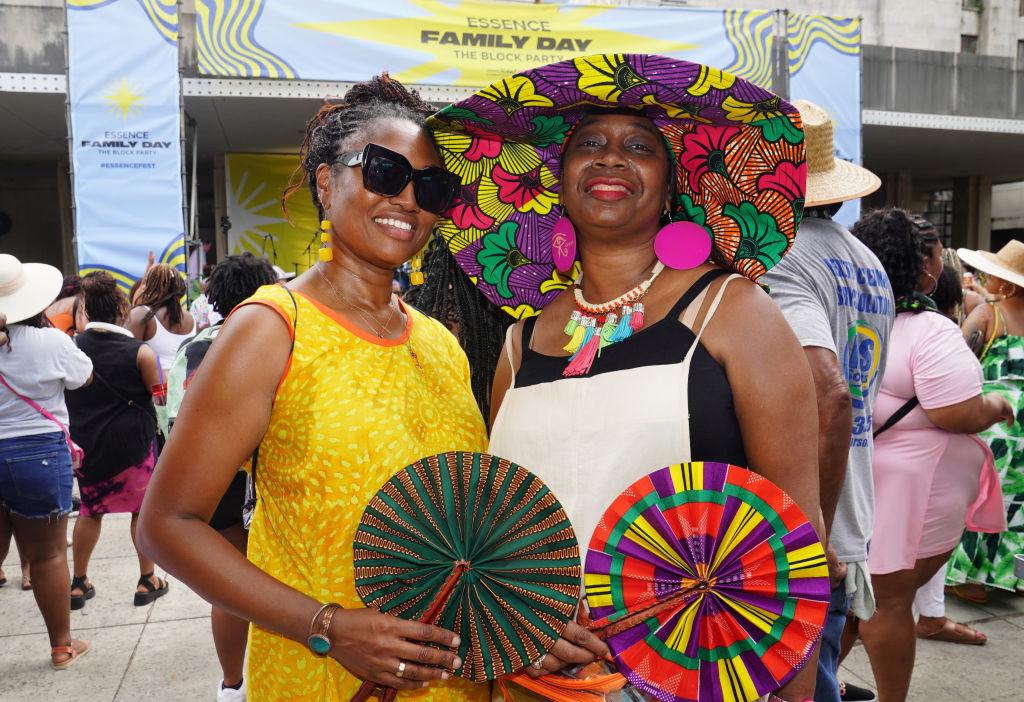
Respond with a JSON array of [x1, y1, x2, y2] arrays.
[[206, 253, 278, 317], [851, 207, 923, 307], [81, 271, 129, 324], [134, 263, 187, 326], [404, 239, 511, 419], [283, 73, 434, 220]]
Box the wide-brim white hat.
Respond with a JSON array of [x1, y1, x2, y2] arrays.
[[792, 99, 881, 207], [958, 240, 1024, 290], [0, 254, 63, 324]]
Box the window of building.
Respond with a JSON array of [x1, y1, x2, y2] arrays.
[[1019, 0, 1024, 16], [1019, 40, 1024, 64], [961, 34, 979, 53]]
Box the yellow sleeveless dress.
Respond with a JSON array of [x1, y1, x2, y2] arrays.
[[237, 285, 489, 702]]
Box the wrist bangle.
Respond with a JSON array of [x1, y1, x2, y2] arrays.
[[307, 602, 341, 656]]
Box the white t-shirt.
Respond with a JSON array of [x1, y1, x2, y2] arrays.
[[0, 325, 93, 440]]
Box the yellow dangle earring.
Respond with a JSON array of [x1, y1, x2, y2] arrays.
[[318, 218, 333, 262], [410, 251, 424, 285]]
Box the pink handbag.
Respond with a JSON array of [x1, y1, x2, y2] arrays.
[[0, 372, 84, 470]]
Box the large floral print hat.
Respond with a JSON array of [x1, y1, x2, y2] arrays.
[[427, 53, 806, 319]]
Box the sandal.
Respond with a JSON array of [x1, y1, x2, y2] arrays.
[[133, 571, 169, 606], [0, 568, 7, 587], [70, 575, 96, 610], [21, 574, 32, 591], [51, 639, 90, 669], [945, 583, 988, 604], [916, 616, 987, 645]]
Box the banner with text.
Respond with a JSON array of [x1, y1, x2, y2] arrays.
[[787, 14, 863, 225], [195, 0, 782, 90], [67, 0, 184, 289]]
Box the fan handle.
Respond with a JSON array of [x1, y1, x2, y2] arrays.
[[351, 561, 471, 702]]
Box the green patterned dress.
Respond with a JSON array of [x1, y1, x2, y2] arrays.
[[947, 333, 1024, 591]]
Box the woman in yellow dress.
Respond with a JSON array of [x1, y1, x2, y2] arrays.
[[138, 76, 489, 701]]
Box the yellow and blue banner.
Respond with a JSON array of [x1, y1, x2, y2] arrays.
[[195, 0, 782, 90], [224, 153, 318, 276], [67, 0, 184, 288], [787, 14, 863, 224]]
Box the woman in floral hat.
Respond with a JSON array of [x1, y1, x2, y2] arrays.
[[422, 54, 825, 702]]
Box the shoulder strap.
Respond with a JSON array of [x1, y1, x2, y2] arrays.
[[0, 371, 71, 440], [667, 269, 729, 321], [873, 396, 920, 438], [980, 302, 1003, 360], [92, 370, 158, 426]]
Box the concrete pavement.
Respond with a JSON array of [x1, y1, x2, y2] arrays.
[[2, 513, 1023, 701]]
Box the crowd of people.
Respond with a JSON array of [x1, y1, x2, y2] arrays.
[[0, 55, 1021, 702]]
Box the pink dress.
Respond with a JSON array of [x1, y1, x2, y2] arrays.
[[869, 311, 988, 575]]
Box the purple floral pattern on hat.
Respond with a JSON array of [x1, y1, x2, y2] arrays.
[[428, 53, 806, 319]]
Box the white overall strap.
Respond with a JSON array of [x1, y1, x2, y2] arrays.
[[679, 285, 710, 330], [503, 323, 518, 390], [677, 274, 740, 459]]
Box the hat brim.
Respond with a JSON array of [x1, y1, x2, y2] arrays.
[[0, 262, 63, 324], [428, 53, 806, 319], [957, 248, 1024, 290], [805, 158, 881, 207]]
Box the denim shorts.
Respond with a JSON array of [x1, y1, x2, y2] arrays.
[[0, 431, 74, 519]]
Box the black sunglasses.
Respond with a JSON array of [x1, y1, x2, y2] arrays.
[[335, 143, 459, 215]]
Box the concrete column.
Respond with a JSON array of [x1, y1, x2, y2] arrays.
[[952, 176, 993, 250], [882, 172, 914, 208], [213, 154, 227, 259]]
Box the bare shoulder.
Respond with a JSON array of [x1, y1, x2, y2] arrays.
[[702, 276, 800, 363]]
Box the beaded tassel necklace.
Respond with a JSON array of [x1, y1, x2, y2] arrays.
[[561, 262, 666, 377]]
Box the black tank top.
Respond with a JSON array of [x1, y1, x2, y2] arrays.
[[515, 269, 747, 467]]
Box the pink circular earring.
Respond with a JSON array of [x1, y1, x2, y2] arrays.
[[654, 221, 713, 270], [551, 215, 577, 274]]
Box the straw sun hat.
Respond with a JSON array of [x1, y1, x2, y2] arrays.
[[958, 240, 1024, 290], [0, 253, 63, 325], [791, 100, 880, 207]]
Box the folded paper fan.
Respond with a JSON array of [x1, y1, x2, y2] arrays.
[[353, 451, 581, 693], [584, 462, 829, 702]]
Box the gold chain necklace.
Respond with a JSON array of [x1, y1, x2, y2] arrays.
[[316, 265, 398, 338]]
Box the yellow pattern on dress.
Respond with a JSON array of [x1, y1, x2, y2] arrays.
[[238, 284, 489, 702]]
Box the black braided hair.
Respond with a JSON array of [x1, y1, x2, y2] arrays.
[[206, 253, 278, 317], [851, 207, 923, 306], [910, 213, 941, 258], [134, 264, 187, 326], [81, 271, 129, 324], [404, 238, 511, 419], [283, 73, 434, 221]]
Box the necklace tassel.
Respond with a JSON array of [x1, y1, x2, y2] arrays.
[[564, 330, 600, 377], [629, 302, 646, 331], [598, 313, 618, 355], [610, 305, 634, 343], [563, 317, 591, 354], [563, 310, 582, 336]]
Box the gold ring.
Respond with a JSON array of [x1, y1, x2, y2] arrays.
[[396, 661, 407, 678]]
